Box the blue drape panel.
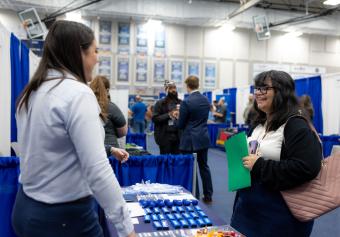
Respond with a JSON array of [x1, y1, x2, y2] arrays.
[[203, 91, 212, 104], [250, 85, 254, 94], [320, 135, 340, 157], [222, 88, 237, 125], [109, 154, 194, 191], [295, 76, 323, 133], [208, 124, 228, 148], [10, 34, 29, 142], [0, 157, 20, 237], [126, 133, 147, 150], [10, 34, 21, 142]]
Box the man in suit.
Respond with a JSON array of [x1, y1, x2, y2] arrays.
[[175, 76, 213, 203]]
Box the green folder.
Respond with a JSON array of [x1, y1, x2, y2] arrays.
[[225, 132, 251, 191]]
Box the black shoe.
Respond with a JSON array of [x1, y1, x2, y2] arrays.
[[202, 196, 212, 204]]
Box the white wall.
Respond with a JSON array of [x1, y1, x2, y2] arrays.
[[0, 9, 27, 39], [0, 22, 11, 156]]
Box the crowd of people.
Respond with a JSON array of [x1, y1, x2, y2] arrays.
[[13, 20, 321, 237]]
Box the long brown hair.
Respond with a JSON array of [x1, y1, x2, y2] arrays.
[[90, 75, 110, 121], [17, 20, 94, 111]]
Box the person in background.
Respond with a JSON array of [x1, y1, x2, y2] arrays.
[[231, 70, 322, 237], [176, 76, 213, 203], [12, 20, 135, 237], [145, 104, 154, 135], [299, 94, 314, 122], [243, 93, 257, 132], [130, 95, 147, 134], [213, 97, 227, 123], [90, 75, 129, 161], [152, 80, 181, 154]]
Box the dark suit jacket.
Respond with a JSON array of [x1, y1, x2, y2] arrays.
[[177, 91, 210, 151]]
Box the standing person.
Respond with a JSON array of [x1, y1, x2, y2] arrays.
[[130, 95, 147, 134], [12, 21, 135, 237], [152, 80, 181, 154], [176, 76, 213, 203], [90, 75, 129, 160], [231, 70, 322, 237], [299, 94, 314, 122], [213, 97, 227, 123]]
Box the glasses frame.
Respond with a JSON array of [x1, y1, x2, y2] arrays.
[[254, 86, 275, 95]]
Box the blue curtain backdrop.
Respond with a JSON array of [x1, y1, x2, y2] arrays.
[[221, 88, 237, 125], [0, 157, 20, 237], [203, 91, 212, 103], [126, 133, 147, 150], [109, 154, 194, 191], [10, 34, 29, 142], [295, 76, 323, 133]]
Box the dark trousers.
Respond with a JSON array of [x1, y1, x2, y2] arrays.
[[12, 186, 103, 237], [159, 139, 180, 155], [182, 148, 213, 199]]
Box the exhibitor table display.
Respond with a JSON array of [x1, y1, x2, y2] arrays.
[[103, 184, 244, 237]]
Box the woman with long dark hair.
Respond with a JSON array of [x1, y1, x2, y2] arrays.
[[231, 70, 322, 236], [12, 20, 135, 237], [90, 75, 129, 161]]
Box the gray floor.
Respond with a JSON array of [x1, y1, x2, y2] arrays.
[[146, 134, 340, 236]]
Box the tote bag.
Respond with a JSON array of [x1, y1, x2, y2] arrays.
[[281, 115, 340, 222]]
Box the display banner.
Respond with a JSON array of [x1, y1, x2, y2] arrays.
[[98, 55, 112, 80], [117, 57, 129, 82], [204, 62, 217, 89], [98, 20, 112, 52], [136, 24, 148, 55], [153, 59, 166, 83], [171, 60, 183, 85], [118, 22, 130, 55], [154, 26, 166, 57], [136, 57, 148, 83]]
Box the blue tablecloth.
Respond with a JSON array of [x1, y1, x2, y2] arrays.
[[0, 157, 20, 237], [207, 123, 228, 148], [0, 154, 194, 237], [126, 133, 147, 150], [109, 154, 194, 191], [320, 135, 340, 157]]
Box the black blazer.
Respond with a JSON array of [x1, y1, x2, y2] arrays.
[[177, 91, 210, 151]]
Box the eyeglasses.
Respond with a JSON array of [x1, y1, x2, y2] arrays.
[[254, 86, 275, 95]]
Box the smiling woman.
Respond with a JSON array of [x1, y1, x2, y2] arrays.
[[231, 70, 322, 237]]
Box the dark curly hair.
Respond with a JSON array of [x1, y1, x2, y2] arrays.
[[251, 70, 300, 132]]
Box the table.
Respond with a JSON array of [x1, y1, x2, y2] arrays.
[[104, 197, 228, 237]]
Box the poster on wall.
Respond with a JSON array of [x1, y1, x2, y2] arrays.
[[187, 60, 200, 77], [153, 59, 166, 83], [136, 24, 148, 55], [135, 57, 148, 84], [117, 57, 129, 83], [117, 22, 130, 55], [99, 20, 112, 52], [204, 62, 217, 89], [154, 26, 166, 57], [98, 55, 112, 80], [170, 60, 183, 85]]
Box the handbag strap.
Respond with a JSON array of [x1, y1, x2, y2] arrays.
[[284, 110, 324, 159]]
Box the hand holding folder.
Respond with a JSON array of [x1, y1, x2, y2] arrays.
[[225, 132, 251, 191]]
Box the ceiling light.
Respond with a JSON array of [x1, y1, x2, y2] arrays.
[[65, 11, 82, 22], [323, 0, 340, 6], [220, 23, 236, 32], [146, 19, 162, 29], [284, 31, 303, 38]]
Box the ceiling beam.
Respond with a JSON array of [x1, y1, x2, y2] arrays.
[[228, 0, 262, 19]]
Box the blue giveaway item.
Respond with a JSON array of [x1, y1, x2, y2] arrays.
[[151, 214, 158, 221], [153, 221, 163, 230], [203, 217, 212, 226], [174, 213, 182, 220], [196, 218, 206, 227], [188, 218, 197, 228], [179, 219, 189, 228], [158, 214, 166, 220], [182, 213, 191, 219], [185, 206, 194, 212], [144, 215, 151, 223], [161, 207, 170, 213], [170, 220, 181, 229], [161, 220, 169, 230]]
